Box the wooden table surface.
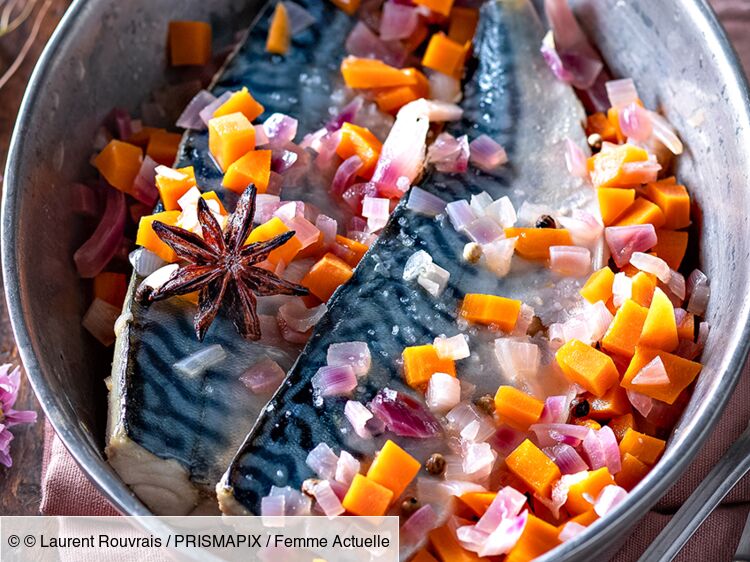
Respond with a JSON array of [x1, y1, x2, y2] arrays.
[[0, 0, 744, 517]]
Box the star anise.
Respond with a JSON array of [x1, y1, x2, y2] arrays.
[[148, 185, 308, 340]]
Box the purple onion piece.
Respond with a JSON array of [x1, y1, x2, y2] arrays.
[[312, 365, 357, 397], [368, 388, 442, 438]]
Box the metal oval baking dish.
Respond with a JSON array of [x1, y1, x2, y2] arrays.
[[3, 0, 749, 559]]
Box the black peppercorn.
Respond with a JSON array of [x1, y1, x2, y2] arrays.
[[574, 399, 590, 418], [425, 453, 446, 475], [475, 394, 496, 415], [535, 214, 557, 229], [401, 496, 420, 515]]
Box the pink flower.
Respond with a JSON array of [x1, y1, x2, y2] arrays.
[[0, 364, 37, 467]]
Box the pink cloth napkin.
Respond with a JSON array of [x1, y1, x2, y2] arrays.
[[39, 0, 750, 559]]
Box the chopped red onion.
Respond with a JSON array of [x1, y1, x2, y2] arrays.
[[564, 138, 589, 177], [632, 356, 670, 386], [406, 186, 447, 217], [369, 388, 441, 438], [311, 480, 345, 519], [326, 97, 363, 132], [74, 187, 126, 278], [612, 272, 633, 308], [108, 108, 132, 140], [278, 301, 327, 333], [345, 22, 407, 67], [434, 334, 470, 360], [598, 425, 622, 474], [667, 269, 686, 301], [539, 396, 569, 424], [327, 341, 371, 377], [176, 90, 216, 130], [630, 252, 671, 283], [273, 200, 305, 222], [619, 102, 652, 141], [261, 495, 285, 524], [199, 91, 232, 125], [605, 78, 639, 109], [484, 196, 517, 228], [558, 212, 603, 248], [586, 300, 614, 342], [426, 372, 461, 414], [315, 214, 337, 248], [446, 200, 477, 231], [401, 505, 439, 544], [462, 442, 497, 482], [131, 155, 160, 206], [380, 1, 418, 40], [594, 485, 628, 517], [283, 215, 320, 249], [550, 245, 591, 277], [341, 182, 377, 214], [540, 31, 603, 90], [627, 389, 654, 417], [482, 237, 517, 278], [362, 196, 390, 223], [422, 100, 464, 122], [687, 269, 710, 316], [488, 425, 526, 456], [254, 194, 281, 223], [620, 159, 661, 185], [531, 423, 589, 448], [428, 70, 462, 103], [71, 182, 99, 217], [559, 521, 587, 542], [427, 133, 470, 173], [446, 402, 496, 443], [240, 357, 286, 394], [312, 365, 357, 397], [545, 443, 589, 474], [306, 443, 339, 480], [470, 192, 494, 216], [465, 216, 504, 245], [334, 450, 360, 486], [174, 344, 227, 377], [283, 1, 316, 35], [270, 484, 312, 516], [264, 114, 299, 148], [476, 486, 527, 534], [82, 298, 120, 346], [344, 400, 375, 439], [648, 110, 684, 155], [605, 224, 657, 268], [330, 155, 363, 196], [469, 135, 508, 173], [494, 339, 540, 380]]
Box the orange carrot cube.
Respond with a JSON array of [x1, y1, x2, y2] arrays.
[[422, 32, 467, 77], [644, 180, 691, 230], [597, 187, 635, 225], [621, 346, 702, 404], [565, 467, 614, 515], [208, 113, 255, 172], [373, 69, 429, 114], [613, 197, 666, 229], [136, 211, 182, 262], [367, 440, 421, 498], [458, 492, 497, 517], [580, 266, 615, 304], [93, 272, 128, 307], [266, 3, 291, 55], [336, 123, 383, 179], [631, 271, 656, 308], [168, 21, 212, 66], [246, 217, 299, 265], [334, 235, 369, 267], [329, 0, 361, 15], [402, 344, 456, 389], [448, 7, 479, 44], [589, 144, 649, 188], [506, 515, 561, 562], [301, 253, 354, 301], [429, 525, 483, 562], [412, 550, 440, 562], [459, 293, 521, 332], [654, 229, 688, 270], [639, 288, 679, 352], [619, 428, 666, 465], [586, 112, 618, 143], [555, 339, 619, 397], [601, 299, 649, 358], [146, 130, 182, 166], [615, 453, 650, 490], [676, 311, 695, 341], [494, 386, 545, 431], [213, 87, 265, 123], [156, 166, 197, 211], [587, 385, 631, 420], [504, 227, 573, 260], [222, 149, 272, 193], [341, 474, 393, 516], [609, 413, 636, 441], [93, 140, 143, 195], [341, 57, 420, 89], [506, 439, 561, 497]]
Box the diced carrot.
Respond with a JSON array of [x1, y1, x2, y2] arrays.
[[334, 235, 369, 267], [621, 346, 702, 404], [555, 339, 619, 397], [565, 468, 614, 515], [506, 439, 561, 497], [654, 229, 688, 270], [336, 123, 383, 179], [574, 418, 602, 431], [494, 386, 545, 431], [329, 0, 360, 15], [266, 3, 291, 55], [126, 126, 160, 148], [373, 70, 430, 114], [598, 187, 635, 225], [609, 413, 636, 441], [459, 293, 521, 332], [585, 113, 618, 143], [580, 266, 615, 304], [615, 453, 650, 491], [631, 271, 656, 308], [168, 21, 211, 66], [505, 514, 561, 562], [213, 87, 265, 123], [601, 299, 649, 358], [644, 180, 691, 230], [458, 492, 497, 517], [639, 288, 679, 352], [367, 440, 421, 499], [428, 525, 483, 562], [414, 0, 454, 17], [589, 144, 649, 188], [301, 253, 354, 302], [93, 140, 143, 195], [341, 474, 393, 516], [448, 7, 479, 44], [402, 344, 456, 389], [246, 217, 300, 265], [136, 211, 182, 262], [412, 550, 440, 562], [677, 311, 695, 341], [156, 166, 197, 211], [569, 509, 599, 527], [93, 272, 128, 307], [146, 130, 182, 166], [587, 385, 631, 420], [341, 57, 420, 89], [222, 149, 272, 193], [422, 32, 467, 77], [619, 428, 666, 465], [504, 228, 573, 260], [208, 113, 255, 172], [613, 197, 666, 229]]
